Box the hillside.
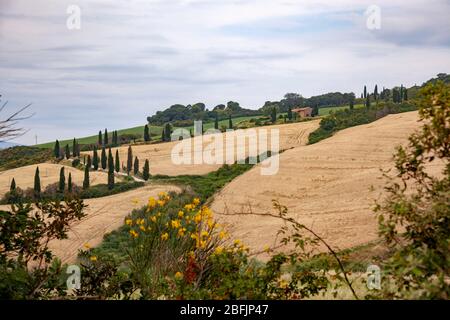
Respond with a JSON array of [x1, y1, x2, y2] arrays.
[[210, 111, 443, 254], [82, 119, 320, 176]]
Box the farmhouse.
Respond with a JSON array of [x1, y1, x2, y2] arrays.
[[292, 107, 313, 118]]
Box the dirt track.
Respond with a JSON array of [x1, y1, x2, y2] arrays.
[[210, 111, 442, 253], [83, 120, 320, 176], [0, 163, 108, 197]]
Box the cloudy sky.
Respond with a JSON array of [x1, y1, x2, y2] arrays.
[[1, 0, 449, 145]]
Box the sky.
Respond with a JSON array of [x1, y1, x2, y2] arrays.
[[1, 0, 449, 145]]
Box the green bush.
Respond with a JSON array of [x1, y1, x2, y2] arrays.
[[0, 146, 52, 171]]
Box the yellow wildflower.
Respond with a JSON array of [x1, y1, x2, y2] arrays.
[[219, 231, 228, 240], [193, 198, 201, 206], [194, 214, 202, 223], [161, 232, 169, 241], [188, 251, 195, 258], [90, 256, 97, 262], [83, 243, 91, 249], [178, 228, 186, 237], [201, 230, 209, 238], [157, 200, 166, 207], [125, 219, 133, 226], [234, 239, 241, 246], [140, 225, 146, 232], [198, 240, 207, 249], [174, 272, 183, 280], [129, 229, 139, 238], [150, 216, 157, 223], [178, 211, 184, 218], [214, 246, 224, 255], [184, 204, 193, 211], [264, 245, 271, 253], [171, 219, 181, 229], [148, 197, 157, 208]]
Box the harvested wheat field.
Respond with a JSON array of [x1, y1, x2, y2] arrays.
[[211, 111, 443, 254], [13, 184, 179, 263], [83, 120, 320, 176], [0, 163, 108, 197]]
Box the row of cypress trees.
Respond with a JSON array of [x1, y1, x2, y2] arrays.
[[53, 138, 81, 159]]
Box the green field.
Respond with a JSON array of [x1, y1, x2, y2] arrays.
[[319, 104, 365, 116], [36, 115, 265, 149]]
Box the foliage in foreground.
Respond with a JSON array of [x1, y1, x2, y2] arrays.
[[0, 200, 85, 299], [373, 82, 450, 299]]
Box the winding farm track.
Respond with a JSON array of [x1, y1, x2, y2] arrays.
[[210, 111, 444, 254]]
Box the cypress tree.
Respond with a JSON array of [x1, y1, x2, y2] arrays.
[[101, 146, 107, 170], [98, 130, 102, 145], [72, 138, 77, 157], [54, 140, 60, 158], [400, 85, 403, 103], [133, 156, 139, 175], [83, 164, 90, 190], [65, 144, 70, 159], [68, 173, 72, 193], [104, 128, 109, 146], [374, 85, 378, 100], [143, 159, 150, 181], [87, 155, 92, 170], [164, 123, 172, 141], [363, 85, 367, 99], [287, 106, 293, 120], [34, 167, 41, 197], [127, 146, 133, 175], [144, 125, 150, 142], [10, 178, 16, 191], [59, 167, 65, 192], [404, 88, 408, 101], [366, 95, 371, 108], [161, 127, 165, 142], [270, 107, 277, 123], [93, 146, 99, 170], [107, 148, 115, 189], [349, 97, 354, 110], [214, 115, 219, 130], [228, 115, 233, 129], [115, 150, 120, 173]]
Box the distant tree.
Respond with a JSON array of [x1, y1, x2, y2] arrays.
[[143, 159, 150, 181], [98, 130, 102, 145], [108, 148, 114, 189], [10, 178, 16, 191], [374, 85, 378, 100], [59, 167, 65, 192], [133, 156, 139, 175], [287, 106, 293, 120], [86, 155, 92, 170], [54, 140, 60, 158], [161, 127, 165, 142], [127, 146, 133, 175], [312, 105, 319, 117], [228, 115, 233, 129], [214, 114, 219, 129], [101, 146, 107, 170], [404, 88, 408, 101], [363, 85, 367, 99], [115, 149, 120, 173], [399, 85, 404, 103], [83, 164, 90, 190], [366, 95, 371, 108], [144, 125, 151, 142], [270, 107, 277, 123], [68, 173, 72, 193], [34, 166, 41, 197], [104, 128, 109, 146], [93, 146, 99, 170], [164, 123, 172, 141], [72, 138, 77, 158], [65, 144, 70, 159], [349, 97, 354, 110]]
